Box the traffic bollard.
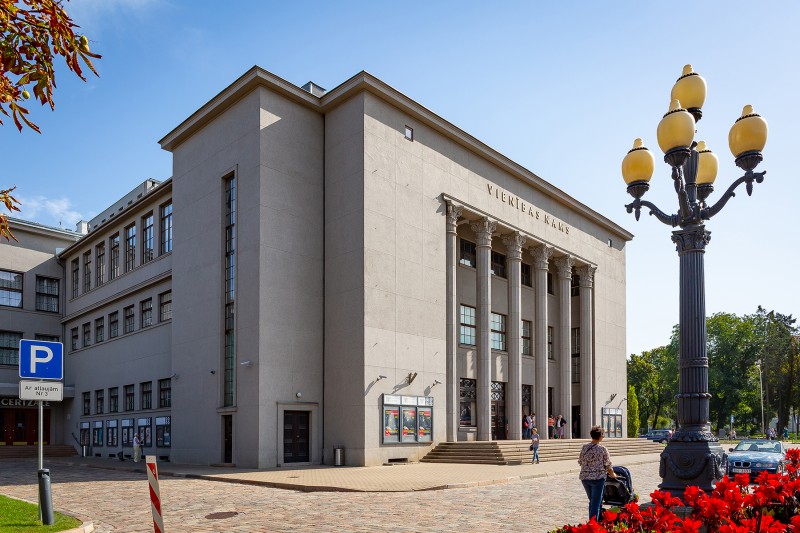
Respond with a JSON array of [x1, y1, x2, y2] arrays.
[[146, 456, 165, 532], [38, 469, 54, 525]]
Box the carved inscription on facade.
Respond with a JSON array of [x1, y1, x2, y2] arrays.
[[486, 184, 570, 234]]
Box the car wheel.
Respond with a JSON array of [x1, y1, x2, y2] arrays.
[[660, 438, 667, 444]]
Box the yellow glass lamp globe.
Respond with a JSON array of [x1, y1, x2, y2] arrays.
[[728, 105, 768, 157], [671, 65, 707, 111], [622, 138, 655, 185], [695, 141, 718, 185], [656, 99, 695, 154]]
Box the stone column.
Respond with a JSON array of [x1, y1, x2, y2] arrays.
[[502, 232, 526, 440], [445, 202, 463, 442], [554, 255, 574, 439], [471, 217, 496, 441], [575, 264, 596, 439], [531, 244, 552, 439]]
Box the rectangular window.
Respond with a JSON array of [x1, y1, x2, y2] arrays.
[[140, 381, 152, 410], [95, 389, 104, 414], [223, 176, 236, 407], [138, 418, 152, 447], [109, 311, 119, 338], [159, 378, 171, 408], [96, 243, 106, 286], [0, 331, 21, 365], [92, 421, 103, 447], [121, 419, 134, 446], [491, 251, 506, 278], [82, 322, 91, 347], [547, 272, 554, 295], [95, 317, 105, 343], [83, 251, 91, 292], [156, 416, 171, 447], [70, 327, 79, 351], [159, 291, 172, 322], [106, 420, 118, 447], [124, 384, 135, 411], [521, 263, 532, 287], [0, 270, 23, 307], [404, 125, 414, 141], [522, 320, 532, 356], [109, 234, 120, 280], [71, 259, 79, 298], [82, 392, 90, 416], [109, 387, 119, 413], [571, 274, 580, 297], [459, 239, 476, 267], [491, 312, 506, 351], [125, 223, 136, 272], [142, 213, 154, 264], [571, 327, 581, 355], [522, 384, 533, 415], [35, 276, 59, 312], [123, 306, 134, 334], [572, 355, 581, 384], [34, 334, 59, 342], [459, 378, 477, 427], [547, 326, 554, 360], [160, 202, 173, 254], [140, 298, 153, 328], [459, 304, 476, 346]]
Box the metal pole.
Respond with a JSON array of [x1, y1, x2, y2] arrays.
[[37, 399, 54, 525]]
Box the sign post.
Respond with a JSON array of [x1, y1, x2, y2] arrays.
[[18, 339, 63, 526]]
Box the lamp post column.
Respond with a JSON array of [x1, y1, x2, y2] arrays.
[[472, 217, 496, 441], [503, 232, 526, 440], [658, 223, 725, 497], [576, 264, 596, 439], [554, 255, 574, 439], [445, 202, 463, 442], [531, 245, 553, 439]]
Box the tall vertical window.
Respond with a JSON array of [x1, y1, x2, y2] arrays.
[[140, 298, 153, 328], [96, 243, 106, 286], [123, 305, 135, 334], [459, 239, 476, 267], [35, 276, 59, 312], [159, 291, 172, 322], [160, 202, 173, 254], [82, 392, 90, 416], [572, 355, 581, 383], [223, 176, 236, 407], [571, 274, 580, 297], [159, 378, 171, 408], [109, 387, 119, 413], [124, 384, 135, 411], [522, 320, 532, 356], [141, 381, 152, 410], [0, 270, 22, 308], [82, 322, 91, 347], [71, 259, 79, 298], [571, 328, 581, 355], [125, 223, 136, 272], [109, 234, 120, 280], [521, 263, 532, 287], [141, 213, 154, 264], [459, 305, 476, 346], [0, 331, 21, 365], [95, 317, 105, 343], [95, 389, 104, 414], [83, 250, 91, 292], [547, 272, 554, 295], [70, 327, 78, 351], [490, 312, 506, 351], [547, 326, 554, 360], [109, 311, 119, 338], [491, 251, 506, 278]]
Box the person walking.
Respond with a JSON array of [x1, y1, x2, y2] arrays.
[[578, 425, 616, 522], [530, 427, 540, 464], [548, 414, 555, 439], [522, 413, 532, 439], [133, 433, 142, 463]]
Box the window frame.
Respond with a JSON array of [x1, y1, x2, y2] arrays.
[[95, 389, 104, 414], [490, 251, 506, 278], [71, 259, 79, 298], [82, 250, 92, 293], [0, 330, 22, 366], [521, 263, 532, 287], [123, 305, 135, 334], [547, 326, 554, 360], [140, 298, 153, 328], [160, 201, 173, 254], [96, 242, 106, 286], [0, 270, 23, 308], [70, 327, 79, 351], [459, 304, 476, 346], [124, 384, 135, 411], [490, 312, 507, 351], [141, 212, 154, 264], [459, 239, 476, 268], [159, 378, 171, 408], [109, 233, 120, 280], [82, 322, 91, 347], [35, 276, 59, 313], [522, 319, 532, 356], [109, 311, 119, 339], [95, 317, 105, 343], [159, 291, 172, 322], [124, 223, 136, 273], [140, 381, 152, 410], [109, 387, 119, 413]]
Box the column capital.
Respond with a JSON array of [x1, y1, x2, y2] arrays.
[[554, 255, 575, 280], [501, 232, 526, 261], [470, 217, 496, 247], [445, 201, 463, 233], [530, 244, 553, 270], [576, 264, 597, 288], [672, 225, 711, 254]]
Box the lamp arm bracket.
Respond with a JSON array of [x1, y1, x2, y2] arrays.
[[701, 170, 766, 220], [626, 198, 677, 226]]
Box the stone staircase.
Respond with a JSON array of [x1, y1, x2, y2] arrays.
[[0, 444, 78, 459], [421, 438, 664, 465]]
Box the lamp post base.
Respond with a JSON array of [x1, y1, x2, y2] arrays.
[[658, 437, 726, 500]]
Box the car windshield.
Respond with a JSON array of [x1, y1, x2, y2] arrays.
[[734, 441, 780, 453]]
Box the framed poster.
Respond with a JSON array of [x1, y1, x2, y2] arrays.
[[401, 407, 417, 443], [417, 407, 432, 442], [383, 407, 399, 443]]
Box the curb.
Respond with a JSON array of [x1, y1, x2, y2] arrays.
[[0, 493, 94, 532]]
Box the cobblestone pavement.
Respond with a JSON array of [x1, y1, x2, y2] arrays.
[[0, 459, 663, 532]]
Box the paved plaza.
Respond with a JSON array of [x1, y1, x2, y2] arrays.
[[0, 455, 664, 532]]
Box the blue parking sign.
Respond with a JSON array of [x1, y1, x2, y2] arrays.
[[19, 340, 63, 380]]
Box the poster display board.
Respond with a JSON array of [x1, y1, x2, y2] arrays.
[[382, 394, 433, 444]]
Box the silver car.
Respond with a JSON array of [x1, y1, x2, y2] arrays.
[[726, 439, 786, 480]]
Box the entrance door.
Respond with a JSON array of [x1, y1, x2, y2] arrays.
[[222, 415, 232, 464], [572, 405, 581, 439], [283, 411, 309, 463], [490, 401, 506, 440], [3, 409, 49, 445]]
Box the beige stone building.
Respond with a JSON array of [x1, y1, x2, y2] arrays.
[[0, 66, 631, 467]]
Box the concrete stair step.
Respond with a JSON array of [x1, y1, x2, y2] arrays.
[[0, 445, 78, 459]]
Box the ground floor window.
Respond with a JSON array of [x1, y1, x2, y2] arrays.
[[601, 407, 623, 438], [459, 378, 476, 427], [79, 422, 89, 446], [106, 420, 118, 447], [121, 419, 134, 446], [137, 417, 152, 447], [156, 416, 171, 447], [92, 421, 103, 446]]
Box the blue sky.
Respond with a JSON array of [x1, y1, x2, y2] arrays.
[[3, 1, 797, 355]]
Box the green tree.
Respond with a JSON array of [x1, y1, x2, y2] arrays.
[[627, 384, 639, 437], [627, 345, 676, 430]]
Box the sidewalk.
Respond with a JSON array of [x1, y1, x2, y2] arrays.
[[45, 452, 664, 492]]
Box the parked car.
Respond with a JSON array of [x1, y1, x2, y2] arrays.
[[727, 439, 787, 480], [640, 429, 673, 443]]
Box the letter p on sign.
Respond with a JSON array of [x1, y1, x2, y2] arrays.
[[19, 340, 63, 380]]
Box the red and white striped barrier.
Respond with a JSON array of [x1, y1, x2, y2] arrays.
[[146, 456, 164, 532]]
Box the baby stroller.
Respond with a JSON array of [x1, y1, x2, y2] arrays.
[[603, 466, 635, 507]]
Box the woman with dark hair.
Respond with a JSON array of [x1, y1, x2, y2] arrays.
[[578, 425, 616, 521]]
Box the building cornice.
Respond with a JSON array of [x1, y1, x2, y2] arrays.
[[8, 218, 80, 242]]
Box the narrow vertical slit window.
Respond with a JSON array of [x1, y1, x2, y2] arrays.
[[83, 251, 91, 292], [160, 202, 173, 254], [223, 175, 236, 407], [96, 243, 106, 286], [109, 234, 120, 279], [142, 213, 154, 264], [125, 223, 136, 272]]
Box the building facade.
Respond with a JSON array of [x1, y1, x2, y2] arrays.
[[0, 66, 631, 467]]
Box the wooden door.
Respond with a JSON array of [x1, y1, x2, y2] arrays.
[[283, 411, 309, 463]]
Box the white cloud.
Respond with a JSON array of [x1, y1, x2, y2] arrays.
[[15, 195, 87, 230], [66, 0, 161, 34]]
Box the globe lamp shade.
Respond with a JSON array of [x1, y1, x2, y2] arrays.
[[671, 64, 707, 111], [622, 138, 655, 185], [657, 99, 695, 154], [695, 141, 718, 185], [729, 105, 768, 157]]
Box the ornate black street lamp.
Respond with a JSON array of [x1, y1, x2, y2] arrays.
[[621, 65, 768, 499]]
